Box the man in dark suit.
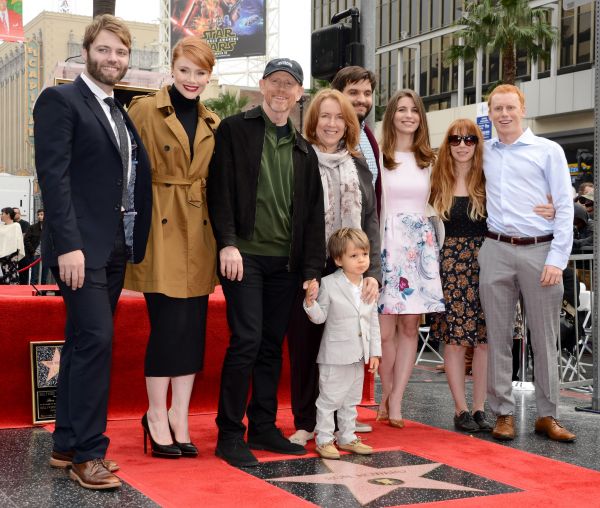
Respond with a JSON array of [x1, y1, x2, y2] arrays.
[[33, 14, 151, 490]]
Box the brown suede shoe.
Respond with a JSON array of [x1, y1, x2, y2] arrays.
[[492, 415, 515, 441], [50, 450, 119, 472], [69, 459, 122, 490], [534, 416, 576, 442]]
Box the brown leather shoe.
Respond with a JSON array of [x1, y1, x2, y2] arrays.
[[492, 415, 515, 441], [50, 450, 119, 472], [534, 416, 576, 442], [69, 459, 122, 490]]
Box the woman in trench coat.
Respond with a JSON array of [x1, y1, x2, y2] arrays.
[[124, 36, 219, 458]]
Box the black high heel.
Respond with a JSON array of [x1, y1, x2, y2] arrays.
[[141, 413, 182, 458], [168, 417, 199, 457]]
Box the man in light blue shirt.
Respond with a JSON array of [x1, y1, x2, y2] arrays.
[[478, 84, 575, 443]]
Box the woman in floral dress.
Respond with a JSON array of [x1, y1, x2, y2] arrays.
[[376, 89, 445, 428]]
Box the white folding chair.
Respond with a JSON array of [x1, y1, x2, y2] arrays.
[[415, 326, 444, 365]]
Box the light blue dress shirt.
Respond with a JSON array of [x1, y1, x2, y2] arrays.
[[484, 128, 574, 269], [358, 123, 378, 186]]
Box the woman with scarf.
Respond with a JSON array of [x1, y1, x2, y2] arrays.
[[286, 88, 380, 447]]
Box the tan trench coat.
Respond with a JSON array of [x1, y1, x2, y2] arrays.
[[124, 85, 220, 297]]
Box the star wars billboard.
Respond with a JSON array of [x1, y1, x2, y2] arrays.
[[170, 0, 266, 59]]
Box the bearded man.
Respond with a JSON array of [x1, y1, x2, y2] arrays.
[[33, 14, 152, 490]]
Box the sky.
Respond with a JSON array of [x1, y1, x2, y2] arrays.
[[22, 0, 312, 87]]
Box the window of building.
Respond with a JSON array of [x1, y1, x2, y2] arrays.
[[401, 0, 410, 35], [391, 0, 400, 43], [411, 1, 419, 36], [577, 4, 592, 64], [381, 0, 390, 45], [430, 37, 441, 95], [443, 0, 454, 26], [561, 8, 575, 68], [390, 49, 399, 93], [431, 0, 441, 30], [421, 40, 430, 95], [441, 34, 452, 92], [421, 0, 430, 32]]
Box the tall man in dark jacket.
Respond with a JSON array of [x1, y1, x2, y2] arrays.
[[208, 58, 325, 468], [33, 14, 151, 489]]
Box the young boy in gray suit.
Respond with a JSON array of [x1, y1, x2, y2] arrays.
[[304, 228, 381, 459]]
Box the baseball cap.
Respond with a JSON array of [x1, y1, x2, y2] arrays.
[[263, 58, 303, 85]]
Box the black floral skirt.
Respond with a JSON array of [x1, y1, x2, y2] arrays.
[[430, 235, 487, 347], [0, 254, 20, 285]]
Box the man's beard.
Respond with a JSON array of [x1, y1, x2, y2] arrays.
[[356, 104, 372, 123], [86, 55, 128, 87]]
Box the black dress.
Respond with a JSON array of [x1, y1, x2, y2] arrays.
[[430, 197, 487, 347]]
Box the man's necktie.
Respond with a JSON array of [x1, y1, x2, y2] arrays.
[[104, 97, 130, 210]]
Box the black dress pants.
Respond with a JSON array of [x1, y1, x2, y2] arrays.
[[287, 258, 336, 431], [51, 225, 126, 463], [216, 254, 299, 441]]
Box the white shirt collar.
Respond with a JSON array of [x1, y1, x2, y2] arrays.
[[80, 72, 114, 102], [491, 127, 535, 147]]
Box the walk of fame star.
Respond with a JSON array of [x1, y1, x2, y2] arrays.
[[40, 348, 61, 383], [273, 460, 481, 505], [248, 450, 520, 507]]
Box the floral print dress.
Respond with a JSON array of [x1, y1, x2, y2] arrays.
[[378, 152, 445, 315]]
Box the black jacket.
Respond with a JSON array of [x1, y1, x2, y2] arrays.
[[207, 106, 325, 281], [33, 76, 152, 268], [24, 221, 42, 258]]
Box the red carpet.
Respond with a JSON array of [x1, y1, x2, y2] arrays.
[[71, 408, 600, 507], [1, 286, 253, 427]]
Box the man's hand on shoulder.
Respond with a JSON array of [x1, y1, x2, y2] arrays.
[[58, 250, 85, 290], [540, 265, 562, 287], [220, 246, 243, 281]]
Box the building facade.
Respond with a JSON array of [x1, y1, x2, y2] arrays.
[[311, 0, 595, 167], [0, 12, 161, 176]]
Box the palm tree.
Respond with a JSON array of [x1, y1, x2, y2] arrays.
[[447, 0, 558, 86], [93, 0, 116, 17], [204, 91, 250, 119]]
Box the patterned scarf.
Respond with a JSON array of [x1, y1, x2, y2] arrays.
[[313, 145, 363, 246]]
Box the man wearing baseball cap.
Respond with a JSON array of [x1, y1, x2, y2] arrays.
[[208, 58, 325, 467]]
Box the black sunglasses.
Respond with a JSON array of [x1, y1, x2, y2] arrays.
[[448, 135, 478, 147]]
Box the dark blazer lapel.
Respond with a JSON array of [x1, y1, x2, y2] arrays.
[[74, 76, 120, 153]]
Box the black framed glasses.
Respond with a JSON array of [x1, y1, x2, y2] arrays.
[[448, 135, 478, 147]]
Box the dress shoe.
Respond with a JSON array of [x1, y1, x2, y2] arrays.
[[376, 399, 389, 421], [453, 411, 480, 433], [534, 416, 576, 442], [389, 418, 405, 429], [69, 459, 121, 490], [492, 415, 515, 441], [473, 410, 493, 432], [315, 441, 340, 459], [168, 420, 199, 457], [355, 420, 372, 432], [248, 428, 307, 456], [288, 429, 314, 446], [141, 413, 182, 458], [215, 438, 259, 467], [49, 450, 119, 472], [338, 437, 373, 455]]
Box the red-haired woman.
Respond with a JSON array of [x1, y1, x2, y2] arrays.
[[377, 89, 445, 428], [124, 36, 219, 458], [429, 119, 554, 432]]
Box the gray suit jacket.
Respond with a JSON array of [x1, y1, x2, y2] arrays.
[[305, 269, 381, 365]]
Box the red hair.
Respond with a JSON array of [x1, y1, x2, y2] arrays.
[[430, 118, 486, 221]]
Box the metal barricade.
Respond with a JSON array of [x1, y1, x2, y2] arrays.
[[558, 253, 595, 392]]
